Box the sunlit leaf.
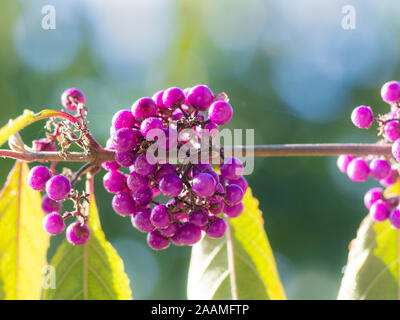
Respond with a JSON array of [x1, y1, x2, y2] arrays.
[[338, 180, 400, 300], [0, 161, 50, 299], [187, 188, 286, 300], [42, 178, 132, 300], [0, 109, 79, 147]]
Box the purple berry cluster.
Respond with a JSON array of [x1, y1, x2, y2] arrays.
[[26, 88, 91, 245], [103, 85, 247, 250], [338, 80, 400, 228]]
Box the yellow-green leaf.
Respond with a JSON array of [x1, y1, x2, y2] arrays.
[[187, 188, 286, 300], [338, 180, 400, 300], [0, 109, 79, 147], [0, 161, 50, 299], [42, 178, 132, 300]]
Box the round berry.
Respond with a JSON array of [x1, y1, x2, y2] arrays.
[[112, 128, 141, 152], [103, 170, 126, 194], [392, 138, 400, 161], [159, 174, 183, 198], [364, 188, 383, 210], [43, 213, 65, 235], [206, 218, 227, 239], [337, 155, 353, 173], [46, 175, 71, 201], [131, 97, 157, 120], [102, 161, 120, 171], [224, 202, 244, 218], [390, 208, 400, 229], [370, 159, 391, 180], [380, 169, 399, 186], [147, 230, 170, 250], [115, 151, 135, 167], [225, 184, 244, 206], [189, 210, 208, 227], [227, 176, 248, 194], [176, 223, 202, 246], [162, 87, 185, 109], [133, 208, 155, 232], [140, 117, 164, 140], [158, 221, 179, 238], [61, 88, 85, 111], [134, 153, 157, 176], [346, 158, 370, 182], [66, 222, 90, 245], [370, 200, 390, 222], [209, 198, 225, 214], [196, 122, 219, 139], [42, 194, 62, 214], [351, 105, 373, 129], [152, 90, 166, 109], [155, 164, 176, 183], [112, 109, 135, 131], [28, 166, 51, 191], [208, 101, 233, 125], [127, 172, 149, 192], [132, 185, 153, 206], [112, 192, 136, 216], [220, 157, 244, 180], [384, 121, 400, 142], [150, 205, 171, 229], [192, 173, 217, 198], [187, 85, 214, 111], [381, 81, 400, 103]]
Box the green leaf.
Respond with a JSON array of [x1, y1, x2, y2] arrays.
[[187, 188, 286, 300], [42, 178, 132, 300], [0, 161, 50, 299], [338, 181, 400, 300], [0, 109, 79, 147]]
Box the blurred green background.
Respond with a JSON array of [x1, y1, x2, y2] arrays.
[[0, 0, 399, 299]]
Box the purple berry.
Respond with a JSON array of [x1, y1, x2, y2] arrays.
[[370, 159, 391, 180], [112, 128, 142, 152], [227, 176, 248, 194], [102, 161, 120, 171], [158, 221, 179, 238], [61, 88, 85, 111], [346, 158, 370, 182], [187, 85, 214, 111], [132, 185, 153, 206], [208, 101, 233, 125], [134, 153, 157, 176], [380, 169, 399, 186], [224, 202, 244, 218], [156, 127, 178, 151], [176, 223, 202, 245], [351, 105, 373, 129], [381, 81, 400, 103], [392, 138, 400, 161], [337, 155, 353, 173], [131, 97, 157, 120], [43, 213, 65, 235], [133, 208, 155, 232], [370, 200, 390, 222], [364, 188, 383, 210], [390, 208, 400, 229], [189, 210, 208, 227], [162, 87, 185, 109], [196, 122, 219, 139], [66, 222, 90, 245], [127, 171, 150, 192], [147, 230, 170, 250], [140, 117, 164, 140], [155, 164, 176, 183], [112, 109, 135, 130], [46, 175, 71, 201], [152, 90, 166, 109], [206, 218, 227, 239], [384, 120, 400, 142], [42, 194, 62, 214], [115, 151, 135, 167], [28, 166, 51, 191], [220, 157, 244, 180], [112, 192, 136, 216], [192, 173, 217, 198], [225, 184, 244, 206], [209, 198, 225, 214], [150, 205, 171, 228], [159, 174, 183, 198], [103, 170, 126, 193]]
